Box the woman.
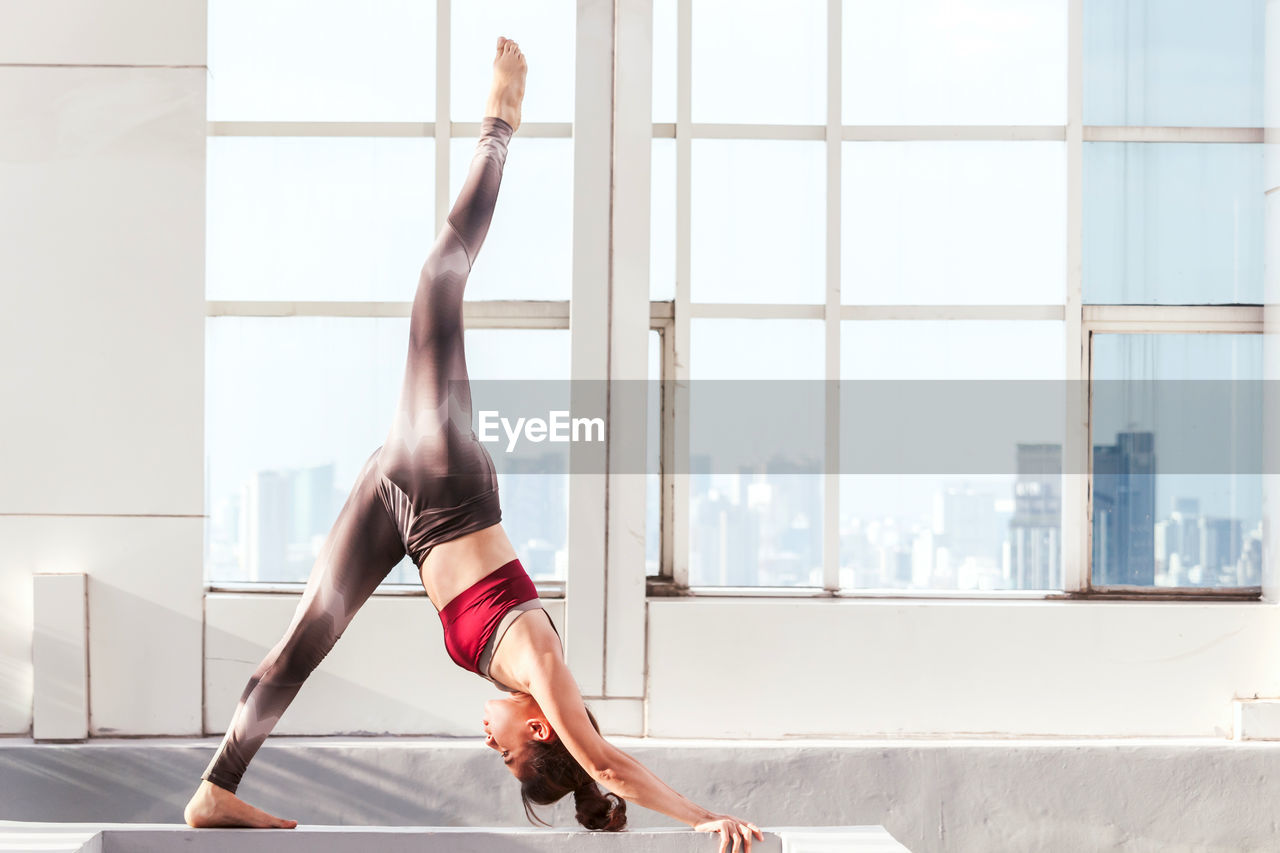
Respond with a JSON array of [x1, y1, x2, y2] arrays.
[[184, 36, 763, 853]]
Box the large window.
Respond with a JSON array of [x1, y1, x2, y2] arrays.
[[653, 0, 1264, 595], [204, 0, 577, 585], [207, 0, 1265, 599]]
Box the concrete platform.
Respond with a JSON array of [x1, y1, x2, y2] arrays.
[[6, 736, 1280, 852], [0, 822, 908, 853]]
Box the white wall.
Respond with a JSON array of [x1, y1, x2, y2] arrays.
[[5, 0, 1280, 745], [647, 599, 1280, 738], [197, 594, 1280, 739], [0, 2, 206, 735]]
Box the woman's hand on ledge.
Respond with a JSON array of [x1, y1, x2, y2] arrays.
[[692, 814, 763, 853]]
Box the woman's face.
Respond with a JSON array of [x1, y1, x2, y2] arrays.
[[483, 694, 555, 778]]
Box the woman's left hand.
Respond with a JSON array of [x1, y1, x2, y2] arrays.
[[693, 814, 764, 853]]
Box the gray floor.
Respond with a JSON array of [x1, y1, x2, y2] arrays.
[[4, 735, 1280, 852]]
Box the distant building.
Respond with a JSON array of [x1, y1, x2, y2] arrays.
[[241, 470, 290, 582], [239, 463, 340, 582], [932, 483, 999, 569], [1092, 431, 1156, 586], [499, 453, 567, 579], [1009, 444, 1061, 589]]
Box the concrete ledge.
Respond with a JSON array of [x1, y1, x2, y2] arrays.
[[0, 822, 908, 853]]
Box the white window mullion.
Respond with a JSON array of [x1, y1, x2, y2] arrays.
[[206, 124, 1260, 143], [1062, 0, 1089, 594], [433, 0, 451, 234], [668, 0, 692, 589], [1083, 126, 1263, 143], [837, 305, 1065, 321], [205, 300, 571, 327], [1083, 305, 1264, 333], [823, 0, 841, 595]]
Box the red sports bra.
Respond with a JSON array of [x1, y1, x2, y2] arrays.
[[438, 558, 540, 678]]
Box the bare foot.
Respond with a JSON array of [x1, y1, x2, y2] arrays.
[[485, 35, 526, 133], [183, 779, 298, 829]]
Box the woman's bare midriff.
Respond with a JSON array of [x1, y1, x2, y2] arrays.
[[419, 522, 520, 611]]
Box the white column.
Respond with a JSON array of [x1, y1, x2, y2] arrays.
[[566, 0, 616, 697], [603, 0, 655, 713]]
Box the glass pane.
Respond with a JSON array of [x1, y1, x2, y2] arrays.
[[651, 139, 676, 301], [206, 320, 571, 584], [208, 0, 436, 121], [1084, 0, 1264, 127], [207, 137, 434, 301], [1091, 334, 1263, 588], [205, 317, 411, 584], [842, 320, 1065, 381], [647, 330, 662, 574], [1084, 142, 1264, 304], [691, 140, 825, 303], [692, 319, 825, 381], [843, 0, 1066, 125], [840, 321, 1065, 591], [653, 0, 677, 124], [467, 330, 572, 582], [689, 320, 824, 586], [449, 138, 573, 300], [691, 0, 826, 125], [842, 142, 1065, 305], [450, 0, 575, 123]]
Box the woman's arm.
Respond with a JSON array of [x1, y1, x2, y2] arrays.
[[525, 652, 752, 832]]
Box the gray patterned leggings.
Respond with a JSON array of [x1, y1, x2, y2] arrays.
[[200, 116, 514, 795]]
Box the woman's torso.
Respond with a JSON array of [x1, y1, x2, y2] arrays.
[[419, 522, 519, 612], [423, 523, 563, 694]]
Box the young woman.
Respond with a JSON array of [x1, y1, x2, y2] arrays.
[[184, 37, 763, 853]]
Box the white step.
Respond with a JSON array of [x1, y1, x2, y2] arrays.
[[0, 822, 911, 853]]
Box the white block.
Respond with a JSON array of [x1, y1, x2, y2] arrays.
[[32, 573, 89, 741], [0, 66, 205, 517], [0, 564, 34, 733], [1234, 699, 1280, 740], [0, 0, 205, 66], [778, 827, 912, 853], [0, 516, 203, 736]]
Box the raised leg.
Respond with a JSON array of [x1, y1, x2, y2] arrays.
[[185, 447, 406, 827], [382, 39, 526, 485]]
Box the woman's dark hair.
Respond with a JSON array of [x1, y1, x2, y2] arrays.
[[518, 706, 627, 831]]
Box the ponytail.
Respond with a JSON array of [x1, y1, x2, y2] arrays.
[[517, 707, 628, 832]]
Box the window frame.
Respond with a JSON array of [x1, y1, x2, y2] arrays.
[[205, 0, 1265, 601], [204, 0, 578, 595], [652, 0, 1264, 599]]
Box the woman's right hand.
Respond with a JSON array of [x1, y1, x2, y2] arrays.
[[693, 814, 764, 853]]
